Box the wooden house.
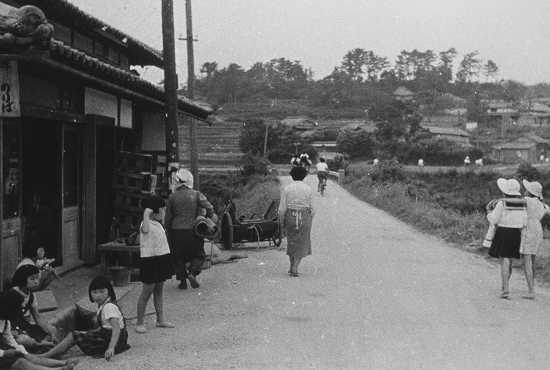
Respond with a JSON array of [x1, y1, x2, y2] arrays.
[[422, 126, 471, 147], [0, 1, 212, 288]]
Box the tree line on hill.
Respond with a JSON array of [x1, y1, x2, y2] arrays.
[[193, 48, 550, 122]]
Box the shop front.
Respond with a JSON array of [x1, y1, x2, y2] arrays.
[[0, 1, 212, 288]]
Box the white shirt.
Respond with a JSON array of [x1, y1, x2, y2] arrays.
[[140, 220, 170, 258], [278, 181, 314, 216], [316, 162, 329, 172], [487, 199, 527, 228], [98, 302, 125, 329]]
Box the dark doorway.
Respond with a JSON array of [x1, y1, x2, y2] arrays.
[[96, 125, 115, 244], [22, 120, 61, 262]]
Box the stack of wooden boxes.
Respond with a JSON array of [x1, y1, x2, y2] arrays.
[[112, 151, 156, 239]]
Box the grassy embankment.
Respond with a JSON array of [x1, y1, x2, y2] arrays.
[[200, 173, 280, 218], [342, 161, 550, 281]]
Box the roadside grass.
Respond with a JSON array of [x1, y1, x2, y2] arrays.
[[342, 163, 550, 285], [343, 177, 487, 245], [200, 173, 280, 218], [233, 175, 280, 218]]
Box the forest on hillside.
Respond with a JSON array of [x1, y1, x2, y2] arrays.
[[191, 48, 550, 121]]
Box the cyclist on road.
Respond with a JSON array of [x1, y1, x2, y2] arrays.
[[316, 157, 329, 193]]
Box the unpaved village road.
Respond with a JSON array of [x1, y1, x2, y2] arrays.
[[80, 176, 550, 370]]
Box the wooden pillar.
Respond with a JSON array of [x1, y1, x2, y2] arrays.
[[162, 0, 179, 163], [0, 118, 4, 290], [81, 116, 97, 263]]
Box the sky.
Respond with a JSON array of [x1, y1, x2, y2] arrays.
[[68, 0, 550, 85]]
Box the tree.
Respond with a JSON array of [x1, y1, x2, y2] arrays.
[[341, 48, 366, 81], [483, 60, 499, 82], [456, 51, 481, 83], [438, 48, 457, 82], [364, 50, 390, 82], [200, 62, 218, 79], [336, 129, 374, 158]]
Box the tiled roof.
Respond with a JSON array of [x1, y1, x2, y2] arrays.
[[493, 141, 536, 150], [423, 126, 470, 137], [15, 0, 163, 67], [49, 40, 213, 118], [520, 134, 548, 144]]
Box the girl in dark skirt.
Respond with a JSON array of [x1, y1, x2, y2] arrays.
[[135, 196, 175, 334], [40, 276, 130, 361], [486, 178, 527, 299], [7, 264, 56, 352], [0, 292, 78, 369]]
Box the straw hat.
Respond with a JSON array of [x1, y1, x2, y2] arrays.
[[496, 178, 521, 196], [522, 179, 543, 199]]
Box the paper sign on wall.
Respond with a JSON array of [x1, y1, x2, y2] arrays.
[[0, 61, 20, 117]]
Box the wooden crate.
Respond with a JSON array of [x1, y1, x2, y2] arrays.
[[115, 151, 153, 173]]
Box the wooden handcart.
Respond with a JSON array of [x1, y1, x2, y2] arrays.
[[220, 199, 282, 250]]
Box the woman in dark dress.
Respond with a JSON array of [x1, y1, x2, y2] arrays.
[[165, 169, 217, 289]]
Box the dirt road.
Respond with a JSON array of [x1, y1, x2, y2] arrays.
[[80, 176, 550, 369]]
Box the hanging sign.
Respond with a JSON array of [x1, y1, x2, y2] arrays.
[[0, 61, 20, 117]]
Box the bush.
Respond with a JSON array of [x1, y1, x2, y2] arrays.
[[370, 159, 405, 183], [240, 152, 271, 176], [516, 162, 541, 181], [336, 129, 374, 158], [326, 154, 349, 171]]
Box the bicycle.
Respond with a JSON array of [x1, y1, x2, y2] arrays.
[[317, 173, 328, 196]]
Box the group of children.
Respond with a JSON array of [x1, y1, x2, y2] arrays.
[[0, 194, 176, 368], [484, 177, 549, 299]]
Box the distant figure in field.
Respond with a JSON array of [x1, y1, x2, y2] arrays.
[[373, 158, 379, 166], [475, 158, 483, 166], [464, 156, 471, 166], [540, 154, 545, 163], [417, 158, 424, 167]]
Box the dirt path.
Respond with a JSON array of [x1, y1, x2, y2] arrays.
[[78, 176, 550, 369]]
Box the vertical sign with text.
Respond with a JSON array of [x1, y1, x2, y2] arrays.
[[0, 61, 20, 117]]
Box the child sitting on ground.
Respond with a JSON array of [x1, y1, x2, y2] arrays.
[[0, 291, 78, 370], [40, 276, 130, 361], [6, 265, 57, 352], [15, 248, 58, 291]]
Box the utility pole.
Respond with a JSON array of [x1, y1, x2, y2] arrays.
[[161, 0, 179, 165], [185, 0, 199, 189]]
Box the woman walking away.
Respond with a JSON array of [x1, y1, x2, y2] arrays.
[[520, 180, 549, 299], [41, 276, 130, 361], [487, 178, 527, 299], [279, 166, 315, 277], [0, 292, 79, 369], [165, 169, 217, 289], [135, 196, 175, 334]]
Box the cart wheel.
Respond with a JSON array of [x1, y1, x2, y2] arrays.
[[221, 212, 233, 250]]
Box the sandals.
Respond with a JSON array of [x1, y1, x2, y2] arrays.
[[522, 292, 535, 300], [187, 275, 200, 289], [156, 322, 175, 328], [500, 291, 510, 299], [135, 325, 147, 334]]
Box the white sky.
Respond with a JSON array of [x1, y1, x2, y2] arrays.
[[68, 0, 550, 85]]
